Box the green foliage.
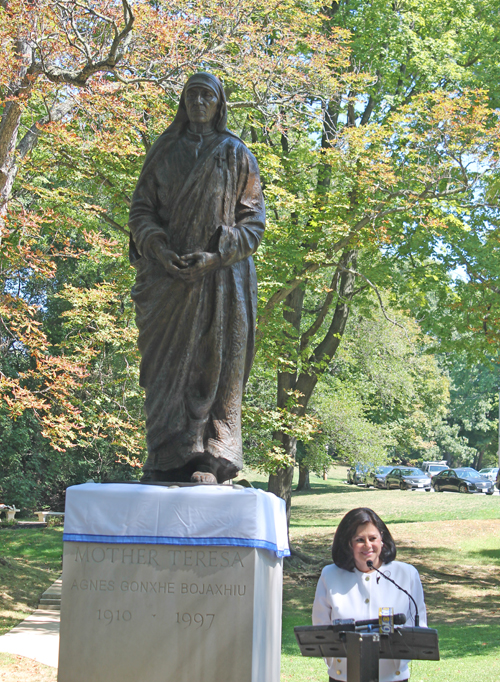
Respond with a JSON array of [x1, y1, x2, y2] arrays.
[[305, 306, 454, 467], [243, 361, 320, 474], [0, 402, 138, 511], [306, 379, 393, 471], [2, 0, 500, 508], [442, 356, 500, 468], [331, 0, 500, 110]]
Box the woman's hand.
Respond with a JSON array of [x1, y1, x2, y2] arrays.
[[177, 251, 222, 282]]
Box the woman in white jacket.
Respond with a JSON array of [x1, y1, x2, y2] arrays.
[[312, 507, 427, 682]]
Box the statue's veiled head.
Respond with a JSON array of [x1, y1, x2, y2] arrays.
[[169, 72, 228, 134]]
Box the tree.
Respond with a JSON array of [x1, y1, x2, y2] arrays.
[[0, 0, 136, 220], [289, 305, 452, 485], [254, 87, 500, 520], [254, 0, 500, 519], [441, 355, 499, 469]]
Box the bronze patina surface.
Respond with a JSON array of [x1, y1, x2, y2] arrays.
[[129, 73, 265, 484]]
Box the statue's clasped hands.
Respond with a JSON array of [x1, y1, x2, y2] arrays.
[[152, 237, 221, 282]]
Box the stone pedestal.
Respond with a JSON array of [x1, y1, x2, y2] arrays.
[[57, 484, 286, 682]]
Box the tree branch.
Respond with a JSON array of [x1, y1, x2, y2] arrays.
[[93, 210, 129, 236], [17, 99, 76, 159], [32, 0, 134, 87], [334, 263, 408, 333], [300, 268, 341, 351]]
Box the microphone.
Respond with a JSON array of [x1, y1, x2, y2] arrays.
[[356, 613, 406, 628], [330, 613, 406, 632], [366, 560, 420, 626]]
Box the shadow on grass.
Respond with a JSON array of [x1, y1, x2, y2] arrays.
[[473, 548, 500, 563], [0, 613, 32, 637], [290, 510, 345, 528], [245, 477, 364, 496], [427, 622, 500, 660], [290, 509, 495, 527], [385, 540, 500, 627], [292, 483, 366, 496], [0, 527, 62, 635], [289, 508, 430, 528], [0, 526, 63, 565], [282, 578, 317, 657], [244, 480, 267, 491]]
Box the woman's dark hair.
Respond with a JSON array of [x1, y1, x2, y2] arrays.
[[332, 507, 396, 571]]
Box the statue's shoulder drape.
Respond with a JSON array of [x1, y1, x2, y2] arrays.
[[128, 129, 265, 480]]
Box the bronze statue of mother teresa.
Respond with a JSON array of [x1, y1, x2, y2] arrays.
[[128, 73, 265, 484]]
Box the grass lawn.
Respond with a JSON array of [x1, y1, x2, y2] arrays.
[[1, 469, 499, 680], [0, 526, 63, 636], [0, 653, 57, 681]]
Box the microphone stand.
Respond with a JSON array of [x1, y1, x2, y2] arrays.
[[366, 560, 420, 626]]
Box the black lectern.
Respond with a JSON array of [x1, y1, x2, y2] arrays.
[[294, 624, 439, 682]]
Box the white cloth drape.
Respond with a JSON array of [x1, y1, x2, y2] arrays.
[[63, 483, 290, 558]]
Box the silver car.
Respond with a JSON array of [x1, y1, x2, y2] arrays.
[[385, 467, 432, 491], [478, 467, 499, 482]]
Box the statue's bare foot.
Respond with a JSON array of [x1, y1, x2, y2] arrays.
[[191, 471, 217, 484]]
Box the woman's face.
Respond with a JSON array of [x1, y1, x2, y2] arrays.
[[350, 521, 383, 572], [185, 85, 219, 125]]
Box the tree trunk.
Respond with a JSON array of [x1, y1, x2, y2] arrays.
[[268, 285, 304, 522], [267, 250, 357, 528], [0, 39, 34, 226], [268, 463, 295, 529], [296, 465, 311, 491], [294, 250, 358, 409], [474, 450, 484, 471]]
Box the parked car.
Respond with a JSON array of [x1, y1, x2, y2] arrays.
[[478, 467, 499, 482], [384, 467, 431, 491], [421, 462, 449, 478], [497, 468, 500, 491], [432, 468, 494, 494], [365, 465, 394, 489], [454, 466, 479, 475], [454, 468, 494, 494], [346, 464, 370, 485]]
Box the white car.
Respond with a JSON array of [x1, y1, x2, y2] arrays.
[[478, 467, 499, 482], [422, 463, 449, 478]]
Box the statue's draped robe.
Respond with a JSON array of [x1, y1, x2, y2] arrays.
[[129, 128, 265, 479]]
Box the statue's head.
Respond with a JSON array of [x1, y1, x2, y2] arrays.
[[169, 72, 228, 134], [185, 73, 223, 127]]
